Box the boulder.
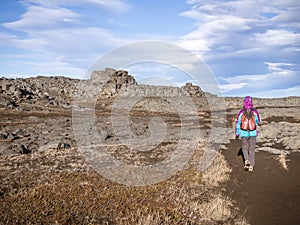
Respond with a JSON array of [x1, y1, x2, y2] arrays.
[[0, 131, 8, 140], [57, 141, 72, 150], [20, 144, 31, 154]]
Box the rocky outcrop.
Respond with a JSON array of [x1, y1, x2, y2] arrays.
[[0, 68, 206, 156], [1, 68, 206, 109], [0, 76, 79, 109], [225, 96, 300, 109], [2, 68, 300, 111], [89, 68, 137, 97]]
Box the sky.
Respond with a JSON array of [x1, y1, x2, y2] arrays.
[[0, 0, 299, 98]]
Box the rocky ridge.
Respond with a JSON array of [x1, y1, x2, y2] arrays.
[[0, 68, 205, 110], [1, 68, 300, 158], [0, 68, 208, 156]]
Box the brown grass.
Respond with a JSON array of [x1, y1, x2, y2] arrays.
[[0, 146, 243, 224], [235, 216, 251, 225], [278, 154, 289, 170], [199, 151, 250, 225], [199, 192, 232, 221], [202, 152, 232, 187]]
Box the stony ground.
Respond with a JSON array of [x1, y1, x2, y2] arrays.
[[1, 99, 299, 224], [0, 99, 235, 224], [1, 72, 300, 224]]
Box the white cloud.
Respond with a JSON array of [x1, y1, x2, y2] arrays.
[[265, 62, 296, 72], [178, 0, 300, 97], [252, 85, 300, 98], [0, 52, 86, 78], [272, 0, 300, 8], [178, 39, 210, 53], [2, 25, 125, 56], [255, 30, 300, 47], [85, 0, 131, 13], [180, 0, 300, 54], [22, 0, 130, 13], [0, 0, 132, 77], [0, 26, 128, 77], [178, 15, 254, 56], [182, 0, 262, 21], [220, 68, 299, 97], [3, 5, 81, 30], [224, 69, 298, 84], [0, 32, 18, 46], [124, 63, 183, 86], [219, 83, 249, 92], [272, 10, 300, 24]]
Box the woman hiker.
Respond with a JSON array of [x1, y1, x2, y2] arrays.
[[235, 96, 261, 172]]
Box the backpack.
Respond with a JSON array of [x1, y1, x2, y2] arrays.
[[241, 109, 256, 131]]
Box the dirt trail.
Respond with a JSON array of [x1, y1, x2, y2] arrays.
[[223, 139, 300, 225]]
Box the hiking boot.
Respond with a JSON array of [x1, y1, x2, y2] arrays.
[[248, 166, 253, 172], [244, 160, 250, 170]]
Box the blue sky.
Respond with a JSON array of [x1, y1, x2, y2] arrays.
[[0, 0, 299, 97]]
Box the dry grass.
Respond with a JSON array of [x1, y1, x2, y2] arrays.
[[202, 152, 232, 187], [134, 210, 162, 225], [278, 154, 289, 170], [0, 145, 242, 224], [199, 192, 232, 221], [235, 216, 251, 225], [199, 151, 250, 225]]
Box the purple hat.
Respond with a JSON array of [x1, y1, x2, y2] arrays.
[[244, 96, 253, 110]]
